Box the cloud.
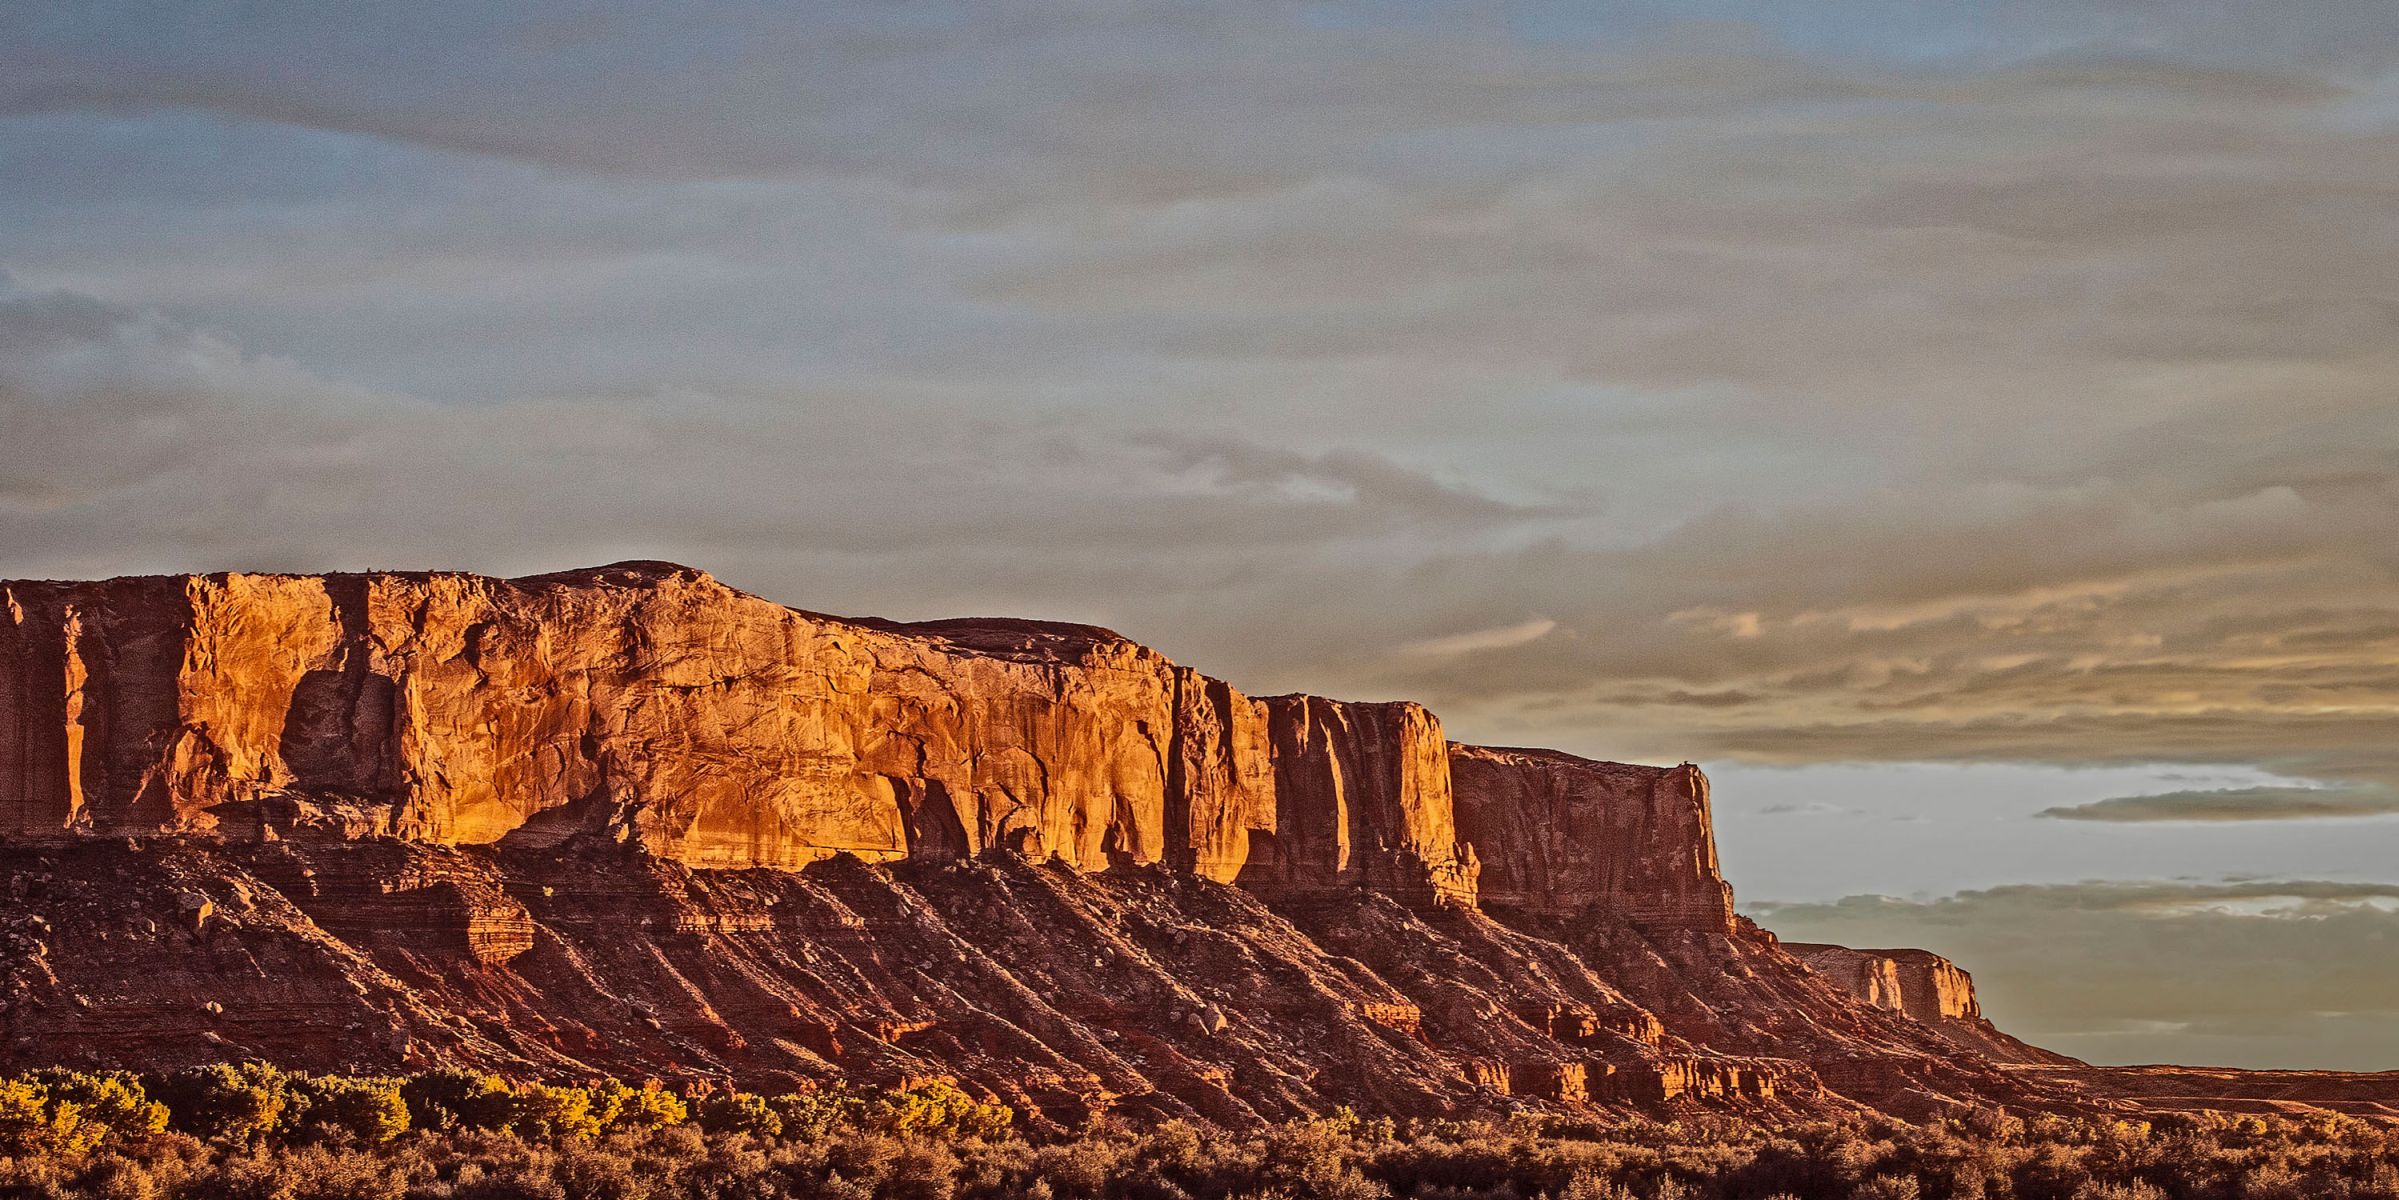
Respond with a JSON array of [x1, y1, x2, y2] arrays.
[[1758, 801, 1859, 817], [0, 4, 2396, 789], [1134, 433, 1566, 530], [1400, 617, 1559, 658], [0, 281, 1572, 630], [3, 0, 2398, 1070], [1751, 880, 2399, 1069], [2040, 785, 2399, 823]]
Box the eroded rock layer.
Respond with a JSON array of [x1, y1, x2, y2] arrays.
[[1, 834, 2116, 1125], [10, 562, 2359, 1122], [1784, 943, 2073, 1066]]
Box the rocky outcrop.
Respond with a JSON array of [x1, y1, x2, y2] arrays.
[[1448, 745, 1733, 934], [1786, 944, 1977, 1023], [0, 561, 2206, 1120], [1785, 943, 2074, 1066], [0, 564, 1472, 908]]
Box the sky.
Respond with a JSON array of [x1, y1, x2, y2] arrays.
[[4, 2, 2396, 1070]]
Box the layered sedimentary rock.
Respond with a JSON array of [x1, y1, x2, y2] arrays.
[[1448, 745, 1733, 934], [1785, 943, 2073, 1066], [1786, 944, 1978, 1024], [3, 561, 2253, 1120], [0, 564, 1472, 907], [0, 835, 1833, 1125]]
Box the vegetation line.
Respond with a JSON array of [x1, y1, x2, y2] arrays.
[[0, 1063, 2392, 1199]]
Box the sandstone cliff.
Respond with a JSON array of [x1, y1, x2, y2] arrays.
[[1449, 745, 1733, 934], [0, 562, 2204, 1121], [0, 564, 1474, 907], [1785, 943, 2074, 1066]]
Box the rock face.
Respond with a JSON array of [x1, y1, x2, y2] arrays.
[[0, 564, 1474, 907], [7, 561, 2290, 1121], [1785, 944, 1977, 1024], [1784, 943, 2073, 1066], [1449, 745, 1733, 934]]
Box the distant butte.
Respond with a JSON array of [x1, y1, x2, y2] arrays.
[[0, 564, 2392, 1124]]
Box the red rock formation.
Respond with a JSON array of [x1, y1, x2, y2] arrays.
[[17, 561, 2348, 1122], [0, 567, 1176, 869], [0, 564, 1472, 907], [0, 835, 1845, 1125], [1243, 696, 1476, 908], [1785, 943, 2074, 1066], [1786, 943, 1974, 1023], [1448, 745, 1732, 934]]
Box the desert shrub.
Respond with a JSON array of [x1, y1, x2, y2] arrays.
[[10, 1062, 2399, 1200], [1850, 1175, 1922, 1200], [0, 1077, 106, 1158], [450, 1164, 569, 1200], [2360, 1162, 2399, 1200], [506, 1084, 602, 1142], [861, 1082, 1012, 1141], [551, 1142, 651, 1200], [596, 1081, 686, 1131], [272, 1143, 411, 1200], [662, 1136, 777, 1200], [72, 1150, 176, 1200], [767, 1089, 858, 1141], [403, 1070, 518, 1133], [879, 1141, 962, 1200], [26, 1071, 169, 1148], [291, 1075, 409, 1145], [690, 1091, 780, 1140], [1558, 1175, 1636, 1200], [166, 1143, 407, 1200], [2242, 1161, 2307, 1200], [1023, 1137, 1123, 1200], [2072, 1181, 2169, 1200], [153, 1063, 294, 1144]]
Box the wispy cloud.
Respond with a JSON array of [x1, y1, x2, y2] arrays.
[[2040, 785, 2399, 823], [1400, 617, 1558, 658], [1757, 801, 1863, 818]]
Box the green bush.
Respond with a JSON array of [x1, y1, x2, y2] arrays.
[[292, 1074, 409, 1144], [506, 1082, 603, 1141], [155, 1062, 294, 1143], [0, 1078, 104, 1157], [596, 1078, 687, 1130], [401, 1069, 517, 1132], [862, 1080, 1013, 1140], [692, 1090, 782, 1139], [27, 1069, 169, 1145]]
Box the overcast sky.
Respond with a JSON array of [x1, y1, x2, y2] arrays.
[[5, 2, 2397, 1070]]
